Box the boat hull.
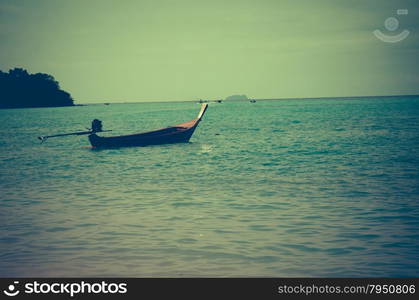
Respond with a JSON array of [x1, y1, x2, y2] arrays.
[[89, 126, 196, 148]]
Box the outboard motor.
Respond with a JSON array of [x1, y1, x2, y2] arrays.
[[91, 119, 103, 132]]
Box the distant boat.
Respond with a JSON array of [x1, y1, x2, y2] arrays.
[[250, 99, 256, 103], [88, 104, 208, 148], [215, 100, 222, 103]]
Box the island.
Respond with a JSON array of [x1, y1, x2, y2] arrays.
[[224, 94, 249, 101], [0, 68, 74, 109]]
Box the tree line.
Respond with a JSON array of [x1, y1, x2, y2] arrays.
[[0, 68, 74, 109]]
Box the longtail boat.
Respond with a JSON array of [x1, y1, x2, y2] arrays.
[[88, 104, 208, 148]]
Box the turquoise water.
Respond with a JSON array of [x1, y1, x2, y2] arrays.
[[1, 97, 418, 277]]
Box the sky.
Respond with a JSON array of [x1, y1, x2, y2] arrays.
[[0, 0, 418, 103]]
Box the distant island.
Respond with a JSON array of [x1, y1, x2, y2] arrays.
[[0, 68, 74, 109], [224, 94, 249, 101]]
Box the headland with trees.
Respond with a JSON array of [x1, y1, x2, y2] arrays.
[[0, 68, 74, 109]]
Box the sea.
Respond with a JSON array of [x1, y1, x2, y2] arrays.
[[0, 96, 418, 277]]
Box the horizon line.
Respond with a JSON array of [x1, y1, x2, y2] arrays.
[[79, 94, 419, 105]]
